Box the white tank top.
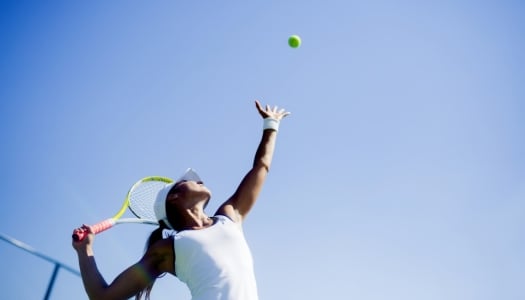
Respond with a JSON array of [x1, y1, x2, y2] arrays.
[[173, 215, 258, 300]]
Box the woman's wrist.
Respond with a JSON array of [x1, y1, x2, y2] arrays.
[[263, 117, 279, 132], [76, 245, 94, 257]]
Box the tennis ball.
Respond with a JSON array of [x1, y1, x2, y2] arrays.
[[288, 35, 301, 48]]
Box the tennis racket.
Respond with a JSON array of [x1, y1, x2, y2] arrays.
[[72, 176, 174, 241]]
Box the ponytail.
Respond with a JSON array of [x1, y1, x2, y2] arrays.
[[135, 221, 170, 300]]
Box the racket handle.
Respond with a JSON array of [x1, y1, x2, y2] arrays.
[[72, 219, 116, 242]]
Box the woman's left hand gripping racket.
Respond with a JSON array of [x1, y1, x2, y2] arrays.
[[72, 176, 174, 241]]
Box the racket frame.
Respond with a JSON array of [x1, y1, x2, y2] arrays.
[[72, 176, 173, 241]]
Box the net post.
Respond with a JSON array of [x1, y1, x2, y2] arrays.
[[43, 263, 60, 300]]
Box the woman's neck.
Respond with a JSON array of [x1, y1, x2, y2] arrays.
[[180, 205, 214, 230]]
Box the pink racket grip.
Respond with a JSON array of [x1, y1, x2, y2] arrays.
[[72, 219, 116, 242]]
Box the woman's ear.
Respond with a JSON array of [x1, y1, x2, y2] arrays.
[[167, 192, 179, 202]]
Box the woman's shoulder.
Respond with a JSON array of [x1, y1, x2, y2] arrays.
[[145, 236, 174, 259], [144, 236, 175, 274]]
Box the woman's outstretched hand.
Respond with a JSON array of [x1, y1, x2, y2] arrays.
[[255, 100, 291, 121]]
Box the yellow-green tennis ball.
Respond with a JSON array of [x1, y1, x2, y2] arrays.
[[288, 35, 301, 48]]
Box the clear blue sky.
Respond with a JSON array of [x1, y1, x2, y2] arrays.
[[1, 1, 524, 299]]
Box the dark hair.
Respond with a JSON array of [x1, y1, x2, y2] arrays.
[[134, 221, 170, 300]]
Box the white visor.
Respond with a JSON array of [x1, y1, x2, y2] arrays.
[[154, 168, 202, 229]]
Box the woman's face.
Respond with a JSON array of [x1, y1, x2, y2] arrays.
[[168, 180, 212, 204], [164, 180, 212, 230]]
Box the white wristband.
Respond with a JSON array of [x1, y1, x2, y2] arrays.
[[263, 118, 279, 132]]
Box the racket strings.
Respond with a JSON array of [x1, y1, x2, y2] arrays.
[[128, 181, 169, 220]]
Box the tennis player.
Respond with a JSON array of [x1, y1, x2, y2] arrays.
[[72, 100, 290, 300]]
